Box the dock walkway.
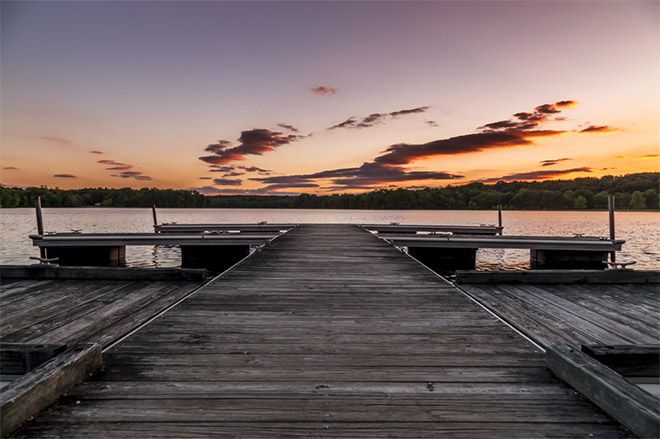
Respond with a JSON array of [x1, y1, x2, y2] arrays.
[[15, 225, 630, 437]]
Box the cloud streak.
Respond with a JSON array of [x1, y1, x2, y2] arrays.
[[482, 167, 592, 183], [310, 86, 338, 95], [580, 125, 615, 133], [53, 173, 77, 178], [539, 158, 571, 167], [328, 106, 430, 130]]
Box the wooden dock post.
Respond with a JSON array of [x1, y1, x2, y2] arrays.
[[152, 205, 158, 231], [608, 195, 616, 263], [497, 204, 503, 235], [34, 196, 46, 259]]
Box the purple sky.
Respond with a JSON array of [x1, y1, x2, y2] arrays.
[[1, 1, 658, 193]]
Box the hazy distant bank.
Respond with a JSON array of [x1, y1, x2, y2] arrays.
[[1, 173, 658, 211]]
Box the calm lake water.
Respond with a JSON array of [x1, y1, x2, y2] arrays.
[[1, 208, 658, 270]]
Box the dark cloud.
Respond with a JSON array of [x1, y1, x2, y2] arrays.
[[252, 162, 461, 191], [3, 166, 18, 170], [240, 166, 272, 175], [482, 167, 592, 183], [425, 120, 439, 127], [222, 172, 245, 177], [329, 106, 430, 130], [205, 140, 233, 154], [374, 130, 561, 165], [377, 101, 580, 165], [328, 117, 357, 130], [580, 125, 614, 133], [199, 128, 303, 165], [53, 174, 76, 178], [98, 159, 132, 171], [213, 178, 242, 186], [357, 113, 387, 128], [310, 86, 338, 95], [111, 170, 152, 181], [389, 106, 430, 117], [539, 158, 571, 167], [277, 123, 299, 133], [199, 176, 212, 180], [89, 150, 104, 154]]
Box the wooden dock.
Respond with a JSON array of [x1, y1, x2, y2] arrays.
[[459, 282, 660, 350], [13, 224, 631, 437], [0, 278, 201, 349]]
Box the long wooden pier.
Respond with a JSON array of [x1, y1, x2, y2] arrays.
[[13, 224, 630, 437]]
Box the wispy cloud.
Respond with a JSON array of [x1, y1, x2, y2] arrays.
[[53, 173, 77, 178], [579, 125, 615, 133], [277, 123, 299, 133], [310, 85, 338, 95], [212, 178, 242, 186], [89, 150, 104, 154], [482, 167, 592, 183], [328, 106, 430, 130], [2, 166, 18, 170], [539, 157, 571, 167], [35, 136, 72, 145]]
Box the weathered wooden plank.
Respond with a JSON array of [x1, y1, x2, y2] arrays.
[[0, 343, 102, 437], [0, 265, 208, 282], [456, 269, 660, 284], [14, 421, 630, 439], [547, 345, 660, 439]]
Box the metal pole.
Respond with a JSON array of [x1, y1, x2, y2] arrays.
[[497, 204, 503, 235], [152, 205, 158, 231], [35, 196, 46, 258], [608, 195, 616, 263]]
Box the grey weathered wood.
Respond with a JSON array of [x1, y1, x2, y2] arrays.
[[14, 225, 632, 437], [456, 269, 660, 284], [0, 343, 102, 437], [0, 280, 201, 349], [361, 224, 502, 235], [382, 234, 624, 251], [0, 343, 66, 375], [155, 223, 297, 233], [547, 345, 660, 439], [0, 265, 208, 281], [462, 283, 660, 350], [30, 233, 277, 247]]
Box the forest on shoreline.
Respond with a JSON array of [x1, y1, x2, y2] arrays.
[[1, 173, 658, 210]]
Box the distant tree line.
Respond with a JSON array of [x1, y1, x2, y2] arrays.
[[0, 187, 209, 208], [1, 173, 658, 210], [207, 173, 659, 210]]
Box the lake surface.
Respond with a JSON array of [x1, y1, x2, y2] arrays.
[[1, 208, 658, 270]]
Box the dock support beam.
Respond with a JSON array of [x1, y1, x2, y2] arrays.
[[45, 246, 126, 267], [530, 249, 608, 270], [408, 247, 477, 272], [181, 245, 250, 271]]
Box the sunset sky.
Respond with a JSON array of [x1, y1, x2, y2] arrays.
[[1, 1, 658, 195]]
